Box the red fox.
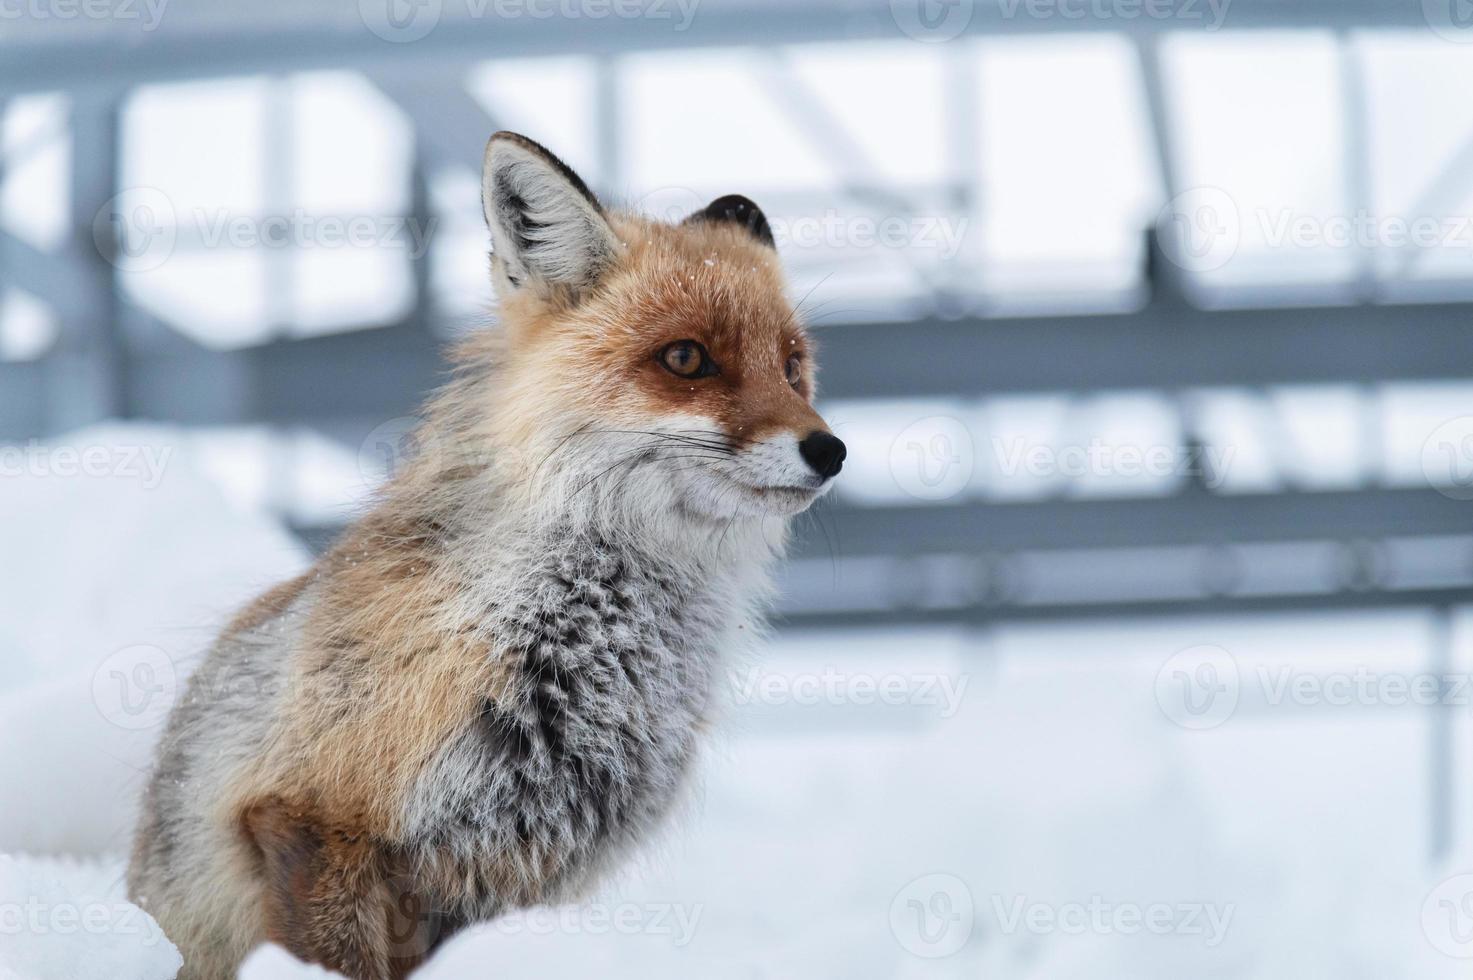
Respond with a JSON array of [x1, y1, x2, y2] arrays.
[[127, 131, 845, 979]]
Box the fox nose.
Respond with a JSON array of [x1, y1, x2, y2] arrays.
[[798, 431, 846, 479]]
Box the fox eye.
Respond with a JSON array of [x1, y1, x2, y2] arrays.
[[785, 354, 803, 388], [660, 340, 717, 378]]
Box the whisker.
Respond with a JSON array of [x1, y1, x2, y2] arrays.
[[568, 448, 731, 500], [533, 420, 597, 480]]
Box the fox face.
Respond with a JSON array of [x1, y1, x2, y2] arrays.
[[479, 132, 844, 522]]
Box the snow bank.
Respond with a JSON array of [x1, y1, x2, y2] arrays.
[[0, 854, 181, 980], [0, 424, 309, 857]]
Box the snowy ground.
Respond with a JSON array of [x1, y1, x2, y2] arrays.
[[3, 425, 1472, 978]]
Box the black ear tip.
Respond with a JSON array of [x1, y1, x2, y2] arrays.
[[688, 194, 775, 248], [484, 131, 605, 215]]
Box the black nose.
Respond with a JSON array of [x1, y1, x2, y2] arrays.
[[798, 431, 846, 479]]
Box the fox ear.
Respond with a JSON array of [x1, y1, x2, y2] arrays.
[[481, 132, 618, 298], [684, 194, 775, 249]]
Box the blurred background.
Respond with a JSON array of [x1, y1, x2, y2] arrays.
[[5, 0, 1473, 977]]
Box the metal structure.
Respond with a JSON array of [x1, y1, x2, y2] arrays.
[[2, 0, 1471, 630]]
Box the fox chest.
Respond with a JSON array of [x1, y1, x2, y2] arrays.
[[402, 545, 736, 907]]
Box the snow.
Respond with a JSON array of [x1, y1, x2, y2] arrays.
[[2, 424, 1472, 978], [0, 855, 181, 980], [0, 424, 308, 859], [237, 946, 344, 980]]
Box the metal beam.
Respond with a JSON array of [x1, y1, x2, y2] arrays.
[[791, 488, 1473, 558], [42, 94, 124, 435], [121, 321, 450, 426], [813, 300, 1473, 399], [0, 232, 79, 317], [773, 585, 1473, 628], [0, 0, 1437, 95]]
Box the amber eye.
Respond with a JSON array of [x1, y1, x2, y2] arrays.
[[785, 354, 803, 388], [660, 340, 717, 378]]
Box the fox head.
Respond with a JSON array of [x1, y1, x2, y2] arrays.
[[472, 131, 844, 527]]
